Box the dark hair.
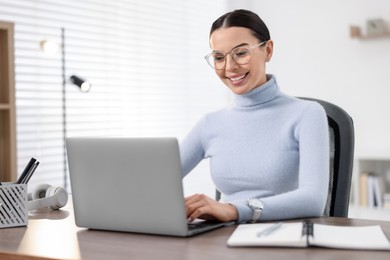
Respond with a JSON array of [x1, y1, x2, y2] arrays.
[[210, 9, 270, 42]]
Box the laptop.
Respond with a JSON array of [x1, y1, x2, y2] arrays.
[[66, 137, 232, 237]]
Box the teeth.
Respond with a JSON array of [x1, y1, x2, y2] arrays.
[[230, 74, 246, 81]]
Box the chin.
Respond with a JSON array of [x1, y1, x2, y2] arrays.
[[224, 79, 254, 95], [229, 86, 250, 95]]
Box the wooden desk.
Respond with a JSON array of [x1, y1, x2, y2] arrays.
[[1, 203, 390, 260]]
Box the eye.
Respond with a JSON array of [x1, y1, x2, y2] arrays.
[[212, 53, 225, 63], [233, 48, 250, 58]]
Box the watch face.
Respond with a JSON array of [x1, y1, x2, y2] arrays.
[[249, 199, 263, 209]]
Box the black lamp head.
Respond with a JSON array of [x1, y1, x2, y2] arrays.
[[69, 75, 91, 92]]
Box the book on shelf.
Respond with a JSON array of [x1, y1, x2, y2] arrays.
[[359, 172, 383, 208], [227, 220, 390, 250], [359, 172, 369, 206]]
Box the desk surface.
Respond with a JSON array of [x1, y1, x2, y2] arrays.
[[1, 203, 390, 260]]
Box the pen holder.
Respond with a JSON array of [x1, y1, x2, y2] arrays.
[[0, 183, 28, 228]]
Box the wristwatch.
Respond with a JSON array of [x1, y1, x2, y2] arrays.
[[248, 198, 264, 223]]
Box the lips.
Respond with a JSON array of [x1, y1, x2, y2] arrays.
[[227, 72, 248, 85]]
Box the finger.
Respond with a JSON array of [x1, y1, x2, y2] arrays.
[[185, 194, 208, 210], [187, 197, 218, 221], [188, 204, 214, 221], [184, 193, 203, 204], [189, 201, 237, 222], [186, 197, 207, 217], [185, 194, 214, 220]]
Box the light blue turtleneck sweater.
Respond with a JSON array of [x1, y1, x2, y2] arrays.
[[180, 75, 329, 223]]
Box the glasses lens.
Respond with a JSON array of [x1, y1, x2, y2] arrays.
[[232, 47, 251, 65], [207, 52, 225, 69]]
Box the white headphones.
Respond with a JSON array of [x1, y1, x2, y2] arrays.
[[28, 184, 68, 211]]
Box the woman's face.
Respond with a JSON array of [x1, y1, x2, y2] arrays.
[[209, 27, 273, 95]]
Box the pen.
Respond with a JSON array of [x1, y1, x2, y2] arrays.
[[256, 222, 283, 237], [22, 161, 40, 184], [17, 157, 36, 184]]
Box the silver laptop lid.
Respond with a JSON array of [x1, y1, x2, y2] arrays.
[[66, 137, 190, 236]]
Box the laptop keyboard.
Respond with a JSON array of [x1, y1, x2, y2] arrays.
[[187, 220, 222, 231]]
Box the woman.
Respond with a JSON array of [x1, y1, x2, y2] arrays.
[[181, 9, 329, 223]]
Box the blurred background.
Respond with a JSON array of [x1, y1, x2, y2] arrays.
[[0, 0, 389, 219]]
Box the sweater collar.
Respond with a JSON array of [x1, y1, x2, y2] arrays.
[[232, 75, 280, 107]]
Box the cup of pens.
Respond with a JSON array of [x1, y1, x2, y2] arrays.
[[0, 183, 28, 228], [0, 157, 39, 228]]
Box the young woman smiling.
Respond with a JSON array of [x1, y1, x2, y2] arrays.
[[180, 9, 329, 223]]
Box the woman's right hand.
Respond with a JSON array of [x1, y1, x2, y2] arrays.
[[185, 193, 238, 222]]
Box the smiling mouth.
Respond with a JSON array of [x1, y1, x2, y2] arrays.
[[227, 73, 248, 82]]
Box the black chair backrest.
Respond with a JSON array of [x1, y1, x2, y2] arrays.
[[299, 97, 354, 217], [215, 98, 355, 218]]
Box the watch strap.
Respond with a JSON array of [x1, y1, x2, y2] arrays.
[[250, 209, 262, 223], [248, 199, 263, 223]]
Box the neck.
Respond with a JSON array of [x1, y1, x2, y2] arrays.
[[232, 75, 279, 107]]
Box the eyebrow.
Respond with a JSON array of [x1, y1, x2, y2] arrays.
[[212, 43, 250, 53]]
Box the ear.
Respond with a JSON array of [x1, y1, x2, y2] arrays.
[[265, 40, 274, 62]]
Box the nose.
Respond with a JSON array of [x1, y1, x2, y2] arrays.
[[225, 54, 238, 71]]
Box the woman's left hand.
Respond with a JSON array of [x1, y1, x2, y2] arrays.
[[185, 193, 238, 222]]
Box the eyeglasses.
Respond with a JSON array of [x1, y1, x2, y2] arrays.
[[204, 41, 267, 70]]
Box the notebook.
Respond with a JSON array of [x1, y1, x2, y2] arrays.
[[66, 137, 231, 237], [227, 220, 390, 250]]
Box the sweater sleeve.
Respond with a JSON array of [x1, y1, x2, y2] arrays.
[[231, 102, 330, 222], [179, 116, 207, 178]]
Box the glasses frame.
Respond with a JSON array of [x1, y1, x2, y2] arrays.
[[204, 41, 267, 70]]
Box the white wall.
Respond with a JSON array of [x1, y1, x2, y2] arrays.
[[251, 0, 390, 158]]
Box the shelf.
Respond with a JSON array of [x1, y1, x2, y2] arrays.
[[349, 205, 390, 221], [358, 154, 390, 160], [350, 25, 390, 40], [352, 158, 390, 218], [0, 20, 17, 182], [0, 104, 10, 110]]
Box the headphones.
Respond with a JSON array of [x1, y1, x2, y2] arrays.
[[28, 184, 68, 211]]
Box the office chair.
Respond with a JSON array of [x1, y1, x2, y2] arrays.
[[299, 97, 354, 217], [215, 97, 355, 217]]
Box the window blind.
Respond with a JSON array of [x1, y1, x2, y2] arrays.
[[0, 0, 231, 191]]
